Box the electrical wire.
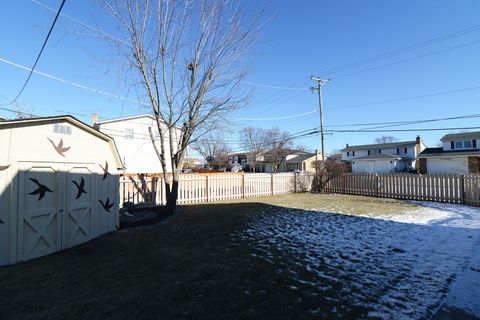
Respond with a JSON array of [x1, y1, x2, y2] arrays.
[[0, 56, 149, 107], [331, 39, 480, 80], [318, 23, 480, 78], [329, 85, 480, 110], [327, 126, 480, 133], [1, 0, 66, 106]]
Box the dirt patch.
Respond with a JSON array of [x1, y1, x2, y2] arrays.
[[120, 205, 172, 228]]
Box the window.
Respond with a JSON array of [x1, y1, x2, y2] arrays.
[[368, 150, 370, 155], [451, 141, 455, 149], [378, 149, 381, 154], [124, 128, 134, 140], [352, 151, 355, 156], [396, 148, 400, 155], [404, 148, 407, 154], [453, 140, 475, 149], [53, 124, 72, 135], [347, 151, 350, 157]]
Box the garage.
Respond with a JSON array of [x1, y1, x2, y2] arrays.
[[354, 160, 394, 173], [427, 158, 468, 174], [0, 116, 123, 265]]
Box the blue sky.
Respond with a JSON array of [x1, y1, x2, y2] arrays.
[[1, 0, 480, 154]]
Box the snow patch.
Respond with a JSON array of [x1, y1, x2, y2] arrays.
[[236, 201, 480, 319]]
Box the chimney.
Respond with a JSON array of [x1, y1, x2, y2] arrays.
[[91, 113, 99, 126], [346, 143, 349, 147], [416, 135, 421, 144]]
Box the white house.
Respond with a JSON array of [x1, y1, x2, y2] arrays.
[[418, 131, 480, 174], [95, 114, 184, 174], [0, 116, 122, 265], [341, 136, 427, 173]]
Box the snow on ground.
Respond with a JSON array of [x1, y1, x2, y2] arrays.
[[236, 200, 480, 319]]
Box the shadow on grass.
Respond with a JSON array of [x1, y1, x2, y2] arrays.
[[0, 201, 479, 320]]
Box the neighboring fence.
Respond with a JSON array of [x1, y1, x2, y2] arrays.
[[324, 173, 480, 206], [119, 172, 313, 206]]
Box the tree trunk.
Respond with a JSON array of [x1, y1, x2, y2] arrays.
[[166, 168, 181, 211]]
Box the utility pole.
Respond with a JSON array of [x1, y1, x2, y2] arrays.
[[310, 76, 331, 162]]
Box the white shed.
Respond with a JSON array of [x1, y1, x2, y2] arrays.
[[0, 116, 123, 265]]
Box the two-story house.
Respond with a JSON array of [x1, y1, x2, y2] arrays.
[[417, 131, 480, 174], [341, 136, 427, 173], [94, 114, 184, 174]]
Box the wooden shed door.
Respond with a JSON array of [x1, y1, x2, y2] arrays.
[[64, 165, 95, 249], [18, 164, 62, 261]]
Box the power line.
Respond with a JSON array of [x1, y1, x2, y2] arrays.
[[326, 113, 480, 128], [355, 114, 480, 131], [318, 23, 480, 78], [0, 56, 149, 107], [329, 85, 480, 110], [331, 39, 480, 80], [235, 109, 317, 121], [327, 126, 480, 133], [1, 0, 66, 107], [34, 0, 311, 95], [239, 81, 309, 91], [31, 0, 124, 44]]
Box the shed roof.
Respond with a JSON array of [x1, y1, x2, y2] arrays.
[[0, 115, 124, 169], [440, 131, 480, 141]]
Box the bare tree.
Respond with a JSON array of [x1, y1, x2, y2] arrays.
[[263, 127, 293, 173], [311, 160, 350, 193], [239, 126, 268, 172], [193, 132, 230, 169], [104, 0, 267, 210], [374, 135, 399, 144]]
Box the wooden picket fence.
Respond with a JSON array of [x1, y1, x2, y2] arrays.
[[324, 173, 480, 206], [119, 172, 314, 206]]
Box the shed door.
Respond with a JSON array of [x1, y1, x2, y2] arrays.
[[18, 164, 62, 261], [64, 165, 95, 249]]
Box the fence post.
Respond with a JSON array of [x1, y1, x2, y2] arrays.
[[271, 173, 275, 195], [294, 172, 297, 193], [460, 174, 465, 204], [242, 173, 246, 198], [375, 174, 379, 197], [206, 175, 210, 202]]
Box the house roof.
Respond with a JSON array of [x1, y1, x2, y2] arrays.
[[95, 114, 182, 130], [341, 140, 420, 152], [0, 115, 124, 169], [285, 153, 316, 163], [418, 147, 480, 158], [95, 114, 156, 125], [352, 153, 407, 161], [328, 153, 342, 161], [440, 131, 480, 141]]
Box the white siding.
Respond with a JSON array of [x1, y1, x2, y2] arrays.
[[353, 160, 394, 173], [98, 116, 182, 174], [427, 158, 468, 174], [342, 146, 417, 161]]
